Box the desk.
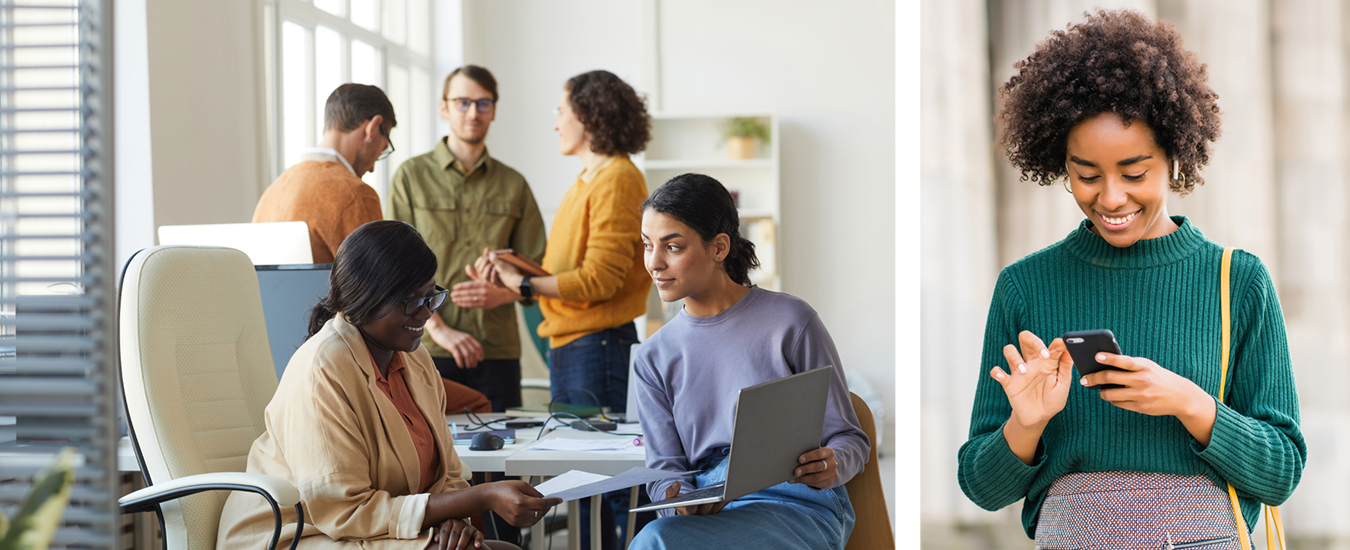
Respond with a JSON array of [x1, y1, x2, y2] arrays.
[[118, 416, 650, 550]]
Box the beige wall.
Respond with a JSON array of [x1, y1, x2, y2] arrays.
[[115, 0, 268, 268]]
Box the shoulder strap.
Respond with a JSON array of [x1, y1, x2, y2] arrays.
[[1218, 247, 1286, 550]]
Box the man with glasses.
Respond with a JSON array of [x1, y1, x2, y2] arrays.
[[388, 66, 546, 414], [254, 83, 396, 264]]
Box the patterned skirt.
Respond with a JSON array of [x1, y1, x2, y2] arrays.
[[1034, 471, 1247, 550]]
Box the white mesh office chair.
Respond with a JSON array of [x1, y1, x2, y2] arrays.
[[118, 245, 303, 550]]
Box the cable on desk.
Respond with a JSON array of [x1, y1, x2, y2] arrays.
[[536, 412, 642, 440], [460, 407, 509, 430]]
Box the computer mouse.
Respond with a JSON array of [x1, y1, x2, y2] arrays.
[[469, 432, 505, 451]]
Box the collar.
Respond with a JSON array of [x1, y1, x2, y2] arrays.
[[1062, 215, 1208, 269], [434, 137, 492, 175], [302, 147, 356, 175]]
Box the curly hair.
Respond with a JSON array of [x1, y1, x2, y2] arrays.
[[566, 70, 651, 156], [998, 9, 1221, 194]]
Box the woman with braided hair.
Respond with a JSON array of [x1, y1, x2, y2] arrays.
[[957, 10, 1305, 548]]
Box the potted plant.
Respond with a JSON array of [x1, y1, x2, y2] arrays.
[[0, 449, 74, 550], [721, 117, 770, 160]]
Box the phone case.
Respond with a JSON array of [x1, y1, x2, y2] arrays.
[[1062, 329, 1124, 390]]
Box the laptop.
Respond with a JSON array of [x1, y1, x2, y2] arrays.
[[254, 264, 332, 379], [630, 365, 834, 513], [158, 221, 313, 265]]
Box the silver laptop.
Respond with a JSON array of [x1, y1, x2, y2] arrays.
[[631, 366, 834, 513]]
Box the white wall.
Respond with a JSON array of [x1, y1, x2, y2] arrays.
[[114, 0, 268, 269], [459, 0, 897, 429]]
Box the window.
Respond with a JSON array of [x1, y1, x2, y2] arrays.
[[0, 0, 119, 545], [265, 0, 438, 201]]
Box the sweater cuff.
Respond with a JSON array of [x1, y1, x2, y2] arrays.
[[1191, 398, 1247, 467], [554, 271, 582, 302], [962, 422, 1044, 505], [397, 493, 430, 539]]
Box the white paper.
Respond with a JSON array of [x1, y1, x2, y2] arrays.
[[532, 470, 610, 496], [526, 438, 643, 453], [536, 467, 692, 501]]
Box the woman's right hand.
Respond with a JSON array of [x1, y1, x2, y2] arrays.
[[482, 480, 563, 527], [666, 481, 727, 516], [991, 331, 1074, 429]]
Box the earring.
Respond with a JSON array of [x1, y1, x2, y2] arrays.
[[1173, 158, 1179, 181], [1063, 177, 1073, 194]]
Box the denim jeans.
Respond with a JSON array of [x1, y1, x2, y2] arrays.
[[629, 447, 855, 550], [548, 322, 648, 549], [548, 322, 638, 413]]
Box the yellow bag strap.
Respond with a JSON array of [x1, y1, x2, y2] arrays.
[[1219, 247, 1286, 550]]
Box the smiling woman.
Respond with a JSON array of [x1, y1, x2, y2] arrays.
[[956, 9, 1305, 550], [216, 220, 560, 550]]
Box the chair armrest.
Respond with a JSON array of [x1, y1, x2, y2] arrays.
[[119, 472, 300, 513]]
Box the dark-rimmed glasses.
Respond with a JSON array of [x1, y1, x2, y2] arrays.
[[448, 97, 496, 113], [400, 285, 448, 315], [378, 125, 395, 161]]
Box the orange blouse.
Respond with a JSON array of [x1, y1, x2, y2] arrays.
[[371, 351, 441, 492]]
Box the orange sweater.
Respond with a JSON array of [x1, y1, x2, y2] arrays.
[[539, 157, 651, 347], [253, 159, 383, 263]]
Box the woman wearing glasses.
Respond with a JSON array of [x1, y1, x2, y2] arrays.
[[218, 221, 560, 550]]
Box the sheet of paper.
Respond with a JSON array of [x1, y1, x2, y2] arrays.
[[532, 470, 610, 496], [526, 438, 643, 453], [537, 467, 693, 501]]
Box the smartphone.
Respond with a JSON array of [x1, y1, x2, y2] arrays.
[[1062, 329, 1124, 390]]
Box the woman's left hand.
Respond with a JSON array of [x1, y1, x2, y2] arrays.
[[790, 446, 837, 489], [1082, 352, 1218, 446], [430, 518, 482, 550]]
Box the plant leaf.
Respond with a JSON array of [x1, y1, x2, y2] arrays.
[[0, 448, 75, 550]]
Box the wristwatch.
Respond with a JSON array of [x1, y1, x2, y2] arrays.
[[519, 275, 534, 300]]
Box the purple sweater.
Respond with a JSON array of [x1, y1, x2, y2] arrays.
[[633, 287, 869, 514]]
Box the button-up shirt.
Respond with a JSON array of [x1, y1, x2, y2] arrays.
[[387, 138, 546, 360]]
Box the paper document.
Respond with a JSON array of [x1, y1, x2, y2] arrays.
[[534, 467, 692, 501], [527, 437, 645, 455]]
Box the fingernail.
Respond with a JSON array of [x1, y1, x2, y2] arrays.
[[994, 371, 1005, 380], [1080, 377, 1088, 386], [1018, 364, 1027, 374], [1040, 349, 1050, 359], [1096, 353, 1105, 361]]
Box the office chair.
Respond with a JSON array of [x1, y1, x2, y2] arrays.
[[118, 245, 303, 550], [844, 392, 894, 550]]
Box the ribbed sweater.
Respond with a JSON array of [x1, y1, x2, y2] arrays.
[[957, 216, 1306, 538]]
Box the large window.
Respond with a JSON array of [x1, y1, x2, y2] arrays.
[[266, 0, 437, 201]]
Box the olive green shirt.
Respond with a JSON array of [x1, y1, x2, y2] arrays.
[[388, 139, 546, 360]]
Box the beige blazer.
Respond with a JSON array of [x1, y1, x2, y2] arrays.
[[217, 314, 470, 550]]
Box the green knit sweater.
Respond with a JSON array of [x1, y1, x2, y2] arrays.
[[957, 216, 1306, 538]]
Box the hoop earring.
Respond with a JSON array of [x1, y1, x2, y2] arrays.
[[1063, 177, 1073, 194], [1176, 171, 1186, 188]]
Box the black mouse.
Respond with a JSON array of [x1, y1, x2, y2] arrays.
[[469, 432, 505, 451]]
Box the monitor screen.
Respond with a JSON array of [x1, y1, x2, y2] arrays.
[[255, 264, 331, 379]]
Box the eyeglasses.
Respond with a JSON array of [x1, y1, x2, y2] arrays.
[[399, 285, 448, 315], [377, 125, 395, 161], [448, 97, 495, 113]]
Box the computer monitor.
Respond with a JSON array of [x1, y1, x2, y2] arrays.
[[255, 264, 331, 379]]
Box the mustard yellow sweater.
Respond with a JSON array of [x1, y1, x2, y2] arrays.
[[539, 157, 651, 347]]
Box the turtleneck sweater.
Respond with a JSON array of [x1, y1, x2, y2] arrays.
[[957, 216, 1306, 537]]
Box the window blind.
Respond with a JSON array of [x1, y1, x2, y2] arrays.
[[0, 0, 117, 548]]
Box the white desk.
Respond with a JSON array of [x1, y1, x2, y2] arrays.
[[445, 413, 540, 474]]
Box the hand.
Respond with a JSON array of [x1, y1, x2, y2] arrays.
[[484, 249, 526, 293], [481, 480, 562, 527], [667, 481, 726, 516], [790, 447, 837, 489], [430, 518, 482, 550], [427, 324, 484, 369], [1083, 351, 1217, 444], [452, 280, 519, 310], [992, 331, 1075, 430], [467, 254, 502, 288]]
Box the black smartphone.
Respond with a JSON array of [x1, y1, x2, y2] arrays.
[[1062, 329, 1124, 390]]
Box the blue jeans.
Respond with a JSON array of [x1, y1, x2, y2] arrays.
[[548, 322, 637, 413], [629, 447, 855, 550], [548, 322, 647, 549]]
